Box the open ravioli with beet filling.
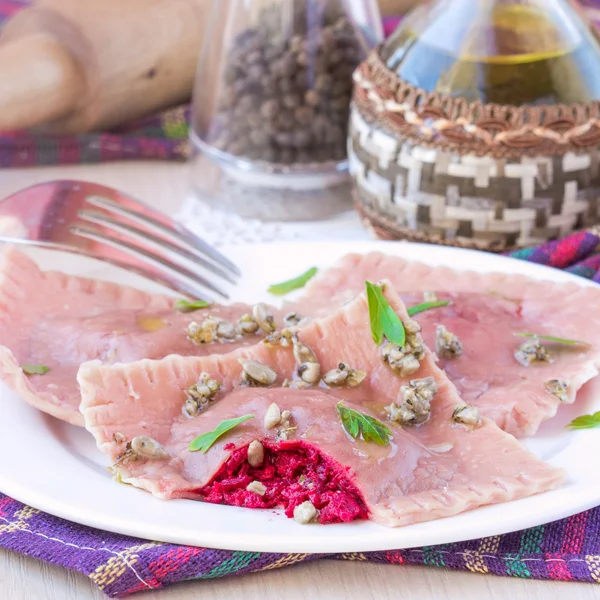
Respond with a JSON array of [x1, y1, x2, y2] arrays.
[[79, 283, 563, 527]]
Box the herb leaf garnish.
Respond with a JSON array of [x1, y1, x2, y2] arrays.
[[268, 267, 318, 295], [336, 403, 392, 446], [365, 281, 405, 346], [22, 364, 50, 375], [567, 411, 600, 430], [175, 299, 211, 312], [188, 414, 255, 453], [515, 333, 591, 347], [407, 300, 451, 316]]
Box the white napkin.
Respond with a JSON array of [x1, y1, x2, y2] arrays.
[[175, 196, 372, 247]]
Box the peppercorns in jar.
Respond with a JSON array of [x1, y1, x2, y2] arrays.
[[207, 0, 364, 166]]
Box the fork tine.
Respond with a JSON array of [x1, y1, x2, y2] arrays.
[[85, 195, 241, 276], [78, 209, 238, 284], [0, 237, 217, 300], [70, 225, 230, 299]]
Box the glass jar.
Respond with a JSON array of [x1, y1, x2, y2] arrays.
[[190, 0, 383, 221]]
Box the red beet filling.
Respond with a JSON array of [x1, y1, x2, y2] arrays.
[[198, 440, 368, 524]]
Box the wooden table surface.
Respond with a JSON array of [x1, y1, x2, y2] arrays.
[[0, 161, 596, 600]]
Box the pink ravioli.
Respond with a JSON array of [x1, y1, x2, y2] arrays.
[[0, 246, 267, 426], [79, 284, 564, 527], [294, 252, 600, 437]]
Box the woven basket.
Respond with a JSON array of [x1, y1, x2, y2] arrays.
[[349, 50, 600, 252]]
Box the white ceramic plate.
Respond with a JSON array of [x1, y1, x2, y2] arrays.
[[1, 241, 600, 553]]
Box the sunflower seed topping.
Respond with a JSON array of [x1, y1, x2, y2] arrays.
[[282, 333, 321, 386], [263, 330, 283, 347], [239, 359, 277, 387], [435, 325, 463, 359], [130, 436, 170, 459], [235, 314, 260, 335], [216, 320, 236, 340], [252, 303, 276, 334], [381, 343, 421, 378], [187, 317, 218, 344], [322, 365, 348, 386], [404, 318, 423, 337], [183, 398, 200, 419], [246, 481, 267, 496], [187, 316, 238, 344], [292, 335, 318, 365], [115, 443, 136, 466], [262, 404, 296, 440], [380, 318, 425, 377], [347, 369, 367, 387], [514, 336, 553, 367], [284, 312, 304, 327], [247, 440, 265, 467], [276, 425, 298, 441], [386, 376, 437, 426], [183, 372, 222, 417], [452, 404, 482, 428], [322, 362, 367, 388], [545, 379, 570, 403], [263, 327, 297, 348], [264, 403, 282, 429], [112, 432, 126, 444], [298, 361, 321, 384], [293, 500, 318, 524]]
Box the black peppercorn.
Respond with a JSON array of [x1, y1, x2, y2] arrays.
[[294, 105, 314, 125], [260, 99, 280, 119], [283, 94, 302, 109], [304, 90, 320, 107]]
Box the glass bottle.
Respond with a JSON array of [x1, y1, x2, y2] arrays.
[[190, 0, 383, 222], [348, 0, 600, 252], [381, 0, 600, 106]]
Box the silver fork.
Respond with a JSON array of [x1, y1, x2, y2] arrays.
[[0, 180, 240, 300]]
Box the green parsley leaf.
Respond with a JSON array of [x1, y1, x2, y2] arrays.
[[567, 411, 600, 430], [267, 267, 318, 295], [21, 364, 50, 375], [174, 299, 211, 313], [188, 414, 255, 453], [407, 300, 451, 316], [365, 281, 405, 346], [336, 403, 392, 446], [514, 333, 591, 347]]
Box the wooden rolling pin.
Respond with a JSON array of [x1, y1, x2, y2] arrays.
[[0, 0, 417, 134], [0, 0, 209, 134]]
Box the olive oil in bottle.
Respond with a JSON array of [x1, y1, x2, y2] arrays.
[[381, 0, 600, 106]]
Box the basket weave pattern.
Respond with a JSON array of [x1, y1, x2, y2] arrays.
[[349, 53, 600, 251]]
